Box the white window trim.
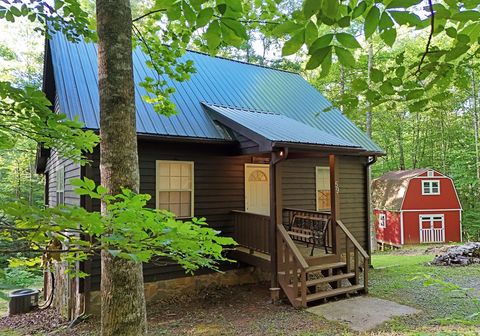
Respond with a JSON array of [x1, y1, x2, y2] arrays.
[[56, 166, 65, 205], [315, 166, 330, 211], [422, 180, 440, 195], [427, 170, 434, 177], [155, 160, 194, 218], [379, 213, 387, 228]]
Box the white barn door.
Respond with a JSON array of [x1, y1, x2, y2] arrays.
[[245, 164, 270, 216]]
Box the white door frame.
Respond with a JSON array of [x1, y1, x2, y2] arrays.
[[244, 164, 270, 216], [419, 214, 445, 243]]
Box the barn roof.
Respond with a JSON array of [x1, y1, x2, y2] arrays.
[[46, 32, 384, 154], [371, 169, 429, 210]]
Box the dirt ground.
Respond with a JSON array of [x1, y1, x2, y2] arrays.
[[0, 283, 348, 336]]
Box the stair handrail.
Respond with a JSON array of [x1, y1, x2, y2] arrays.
[[336, 219, 369, 292], [336, 220, 369, 260], [277, 224, 309, 269]]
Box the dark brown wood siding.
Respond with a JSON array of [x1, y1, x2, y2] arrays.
[[84, 140, 250, 291], [279, 155, 368, 249]]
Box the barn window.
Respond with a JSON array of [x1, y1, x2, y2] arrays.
[[427, 170, 434, 177], [315, 167, 331, 211], [379, 213, 387, 228], [156, 161, 194, 218], [422, 180, 440, 195], [56, 166, 65, 205]]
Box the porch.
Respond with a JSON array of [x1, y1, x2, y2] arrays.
[[230, 206, 369, 308]]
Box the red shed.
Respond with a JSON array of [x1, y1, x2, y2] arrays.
[[372, 169, 462, 245]]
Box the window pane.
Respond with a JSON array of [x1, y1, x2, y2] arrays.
[[170, 176, 181, 189], [181, 176, 192, 189], [181, 191, 190, 203], [158, 163, 170, 177], [170, 163, 181, 176], [158, 191, 169, 204], [169, 203, 180, 215], [181, 163, 191, 177], [158, 176, 170, 189], [180, 203, 191, 217], [169, 191, 180, 203]]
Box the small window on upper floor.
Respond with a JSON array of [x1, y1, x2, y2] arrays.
[[422, 180, 440, 195], [379, 213, 387, 228], [427, 170, 434, 177], [56, 166, 65, 205]]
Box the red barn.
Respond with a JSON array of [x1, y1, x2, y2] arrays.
[[372, 169, 462, 245]]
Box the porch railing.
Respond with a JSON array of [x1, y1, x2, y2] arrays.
[[277, 224, 309, 307], [337, 220, 369, 291], [231, 210, 270, 255]]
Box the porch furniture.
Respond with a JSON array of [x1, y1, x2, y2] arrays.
[[287, 214, 330, 256]]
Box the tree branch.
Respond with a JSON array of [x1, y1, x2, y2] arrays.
[[132, 9, 166, 22], [416, 0, 434, 75]]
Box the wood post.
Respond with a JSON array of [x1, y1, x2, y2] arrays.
[[329, 154, 340, 255]]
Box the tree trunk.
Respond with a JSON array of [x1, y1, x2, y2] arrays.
[[366, 42, 373, 138], [472, 67, 480, 179], [396, 116, 405, 170], [96, 0, 147, 335]]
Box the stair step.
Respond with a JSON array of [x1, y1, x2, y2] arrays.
[[288, 272, 356, 288], [295, 285, 364, 303], [306, 262, 347, 273]]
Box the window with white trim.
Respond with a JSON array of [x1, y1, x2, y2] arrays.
[[315, 167, 331, 211], [56, 166, 65, 205], [379, 213, 387, 228], [427, 170, 434, 177], [422, 180, 440, 195], [156, 161, 194, 218]]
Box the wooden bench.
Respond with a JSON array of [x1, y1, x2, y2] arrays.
[[287, 214, 330, 256]]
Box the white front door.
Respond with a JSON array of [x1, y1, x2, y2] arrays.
[[245, 164, 270, 216], [419, 214, 445, 243]]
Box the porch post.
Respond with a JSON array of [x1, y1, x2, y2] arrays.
[[329, 154, 340, 254], [269, 150, 285, 301]]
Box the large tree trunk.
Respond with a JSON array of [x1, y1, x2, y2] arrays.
[[471, 67, 480, 179], [96, 0, 147, 335]]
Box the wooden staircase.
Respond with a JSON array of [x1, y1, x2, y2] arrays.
[[277, 221, 369, 308]]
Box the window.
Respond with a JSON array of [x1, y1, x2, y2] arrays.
[[56, 166, 65, 205], [422, 180, 440, 195], [316, 167, 331, 211], [156, 161, 194, 218], [427, 170, 434, 177], [379, 213, 387, 228]]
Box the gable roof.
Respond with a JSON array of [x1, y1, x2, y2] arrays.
[[46, 32, 384, 154], [371, 169, 429, 210]]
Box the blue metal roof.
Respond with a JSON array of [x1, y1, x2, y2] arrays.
[[48, 33, 384, 154], [204, 103, 360, 148]]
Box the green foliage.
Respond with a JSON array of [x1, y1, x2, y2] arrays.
[[1, 267, 42, 288], [1, 177, 237, 274]]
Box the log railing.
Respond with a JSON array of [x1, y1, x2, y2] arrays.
[[283, 208, 333, 252], [231, 210, 270, 255], [277, 224, 309, 307], [336, 220, 369, 291]]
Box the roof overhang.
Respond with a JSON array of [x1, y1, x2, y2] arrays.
[[202, 102, 366, 155]]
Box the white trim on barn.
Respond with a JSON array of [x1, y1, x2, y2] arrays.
[[419, 214, 445, 243], [400, 210, 404, 245]]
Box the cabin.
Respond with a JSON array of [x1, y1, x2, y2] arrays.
[[372, 169, 462, 247], [36, 32, 384, 319]]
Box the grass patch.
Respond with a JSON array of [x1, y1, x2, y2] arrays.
[[370, 250, 480, 333]]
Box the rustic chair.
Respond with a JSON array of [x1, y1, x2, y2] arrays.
[[287, 214, 330, 256]]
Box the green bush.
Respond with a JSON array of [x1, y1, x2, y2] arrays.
[[462, 210, 480, 242], [1, 267, 43, 289]]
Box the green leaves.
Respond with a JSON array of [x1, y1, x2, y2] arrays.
[[196, 7, 213, 28], [386, 0, 423, 9], [282, 31, 305, 56], [303, 0, 321, 19], [364, 6, 380, 39], [306, 46, 332, 70], [335, 33, 361, 49], [334, 46, 355, 68]]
